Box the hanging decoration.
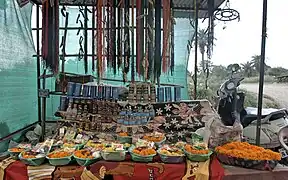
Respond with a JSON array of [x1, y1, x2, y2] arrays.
[[92, 0, 96, 72], [42, 0, 59, 74], [96, 0, 104, 79], [162, 0, 171, 73], [136, 0, 143, 76], [131, 0, 135, 82], [147, 0, 154, 80], [123, 0, 130, 82], [142, 0, 149, 80], [117, 0, 123, 70], [111, 0, 117, 74], [170, 1, 175, 75], [214, 0, 240, 22]]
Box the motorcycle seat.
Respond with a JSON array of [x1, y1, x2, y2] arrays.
[[241, 108, 287, 128]]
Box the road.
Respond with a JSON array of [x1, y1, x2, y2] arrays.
[[241, 83, 288, 108]]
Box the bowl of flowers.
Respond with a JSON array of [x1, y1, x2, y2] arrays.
[[130, 146, 157, 163], [117, 132, 132, 144], [73, 149, 101, 166], [184, 143, 212, 162], [158, 145, 185, 163], [215, 142, 281, 170], [46, 150, 72, 166], [101, 143, 126, 161], [19, 151, 46, 166], [8, 147, 26, 160], [85, 140, 105, 151], [142, 132, 166, 147]]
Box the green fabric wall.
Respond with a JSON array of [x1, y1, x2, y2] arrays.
[[0, 0, 37, 151]]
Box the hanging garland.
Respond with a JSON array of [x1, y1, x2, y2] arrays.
[[131, 0, 135, 82], [147, 0, 155, 80], [123, 0, 130, 82], [142, 0, 149, 80], [117, 0, 123, 70], [97, 0, 103, 79], [136, 0, 141, 76], [162, 0, 171, 73]]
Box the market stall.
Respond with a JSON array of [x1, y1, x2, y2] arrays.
[[1, 0, 287, 179]]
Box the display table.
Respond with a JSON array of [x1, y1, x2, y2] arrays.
[[3, 157, 288, 180], [3, 156, 224, 180]]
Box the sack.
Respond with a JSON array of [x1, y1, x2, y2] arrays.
[[206, 115, 243, 148]]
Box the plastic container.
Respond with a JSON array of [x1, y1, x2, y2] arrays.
[[117, 135, 132, 144], [74, 156, 99, 166], [46, 154, 72, 166], [184, 149, 213, 162], [157, 150, 185, 164], [100, 151, 126, 161], [130, 152, 156, 163], [19, 153, 46, 166], [154, 137, 166, 148]]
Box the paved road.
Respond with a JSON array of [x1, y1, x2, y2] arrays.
[[241, 83, 288, 108]]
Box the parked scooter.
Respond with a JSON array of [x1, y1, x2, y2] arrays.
[[197, 64, 288, 161]]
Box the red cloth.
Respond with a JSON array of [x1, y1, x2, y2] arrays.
[[5, 161, 28, 180], [210, 156, 225, 180]]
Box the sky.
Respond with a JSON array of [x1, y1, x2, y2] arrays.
[[188, 0, 288, 72]]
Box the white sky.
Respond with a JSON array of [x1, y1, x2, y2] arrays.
[[188, 0, 288, 72]]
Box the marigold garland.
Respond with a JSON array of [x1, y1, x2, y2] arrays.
[[47, 151, 71, 158], [215, 142, 281, 161]]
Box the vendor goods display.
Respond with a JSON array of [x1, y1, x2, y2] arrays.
[[143, 132, 166, 146], [184, 144, 212, 162], [63, 142, 84, 150], [101, 143, 126, 161], [85, 140, 105, 150], [130, 145, 157, 163], [74, 149, 101, 166], [8, 147, 25, 160], [19, 151, 46, 166], [117, 132, 132, 144], [158, 145, 185, 163], [215, 142, 281, 170], [46, 151, 72, 166]]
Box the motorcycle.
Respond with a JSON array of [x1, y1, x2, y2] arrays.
[[196, 64, 288, 162]]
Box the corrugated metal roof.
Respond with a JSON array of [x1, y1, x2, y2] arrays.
[[173, 0, 226, 18], [33, 0, 225, 18]]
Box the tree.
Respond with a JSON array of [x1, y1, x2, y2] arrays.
[[250, 55, 270, 73], [241, 61, 254, 77], [197, 29, 209, 73]]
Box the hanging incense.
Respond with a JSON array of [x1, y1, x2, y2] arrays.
[[170, 1, 175, 75], [147, 0, 154, 80], [131, 0, 135, 82], [97, 0, 103, 79], [117, 0, 123, 70], [123, 0, 130, 82]]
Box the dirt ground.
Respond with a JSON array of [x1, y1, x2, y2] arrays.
[[241, 83, 288, 108]]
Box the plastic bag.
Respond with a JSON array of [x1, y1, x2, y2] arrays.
[[205, 115, 243, 148]]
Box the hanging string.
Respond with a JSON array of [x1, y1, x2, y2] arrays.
[[170, 0, 175, 75], [112, 0, 117, 74]]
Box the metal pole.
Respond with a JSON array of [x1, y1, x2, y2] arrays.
[[256, 0, 268, 146], [36, 5, 42, 124], [193, 3, 199, 100]]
